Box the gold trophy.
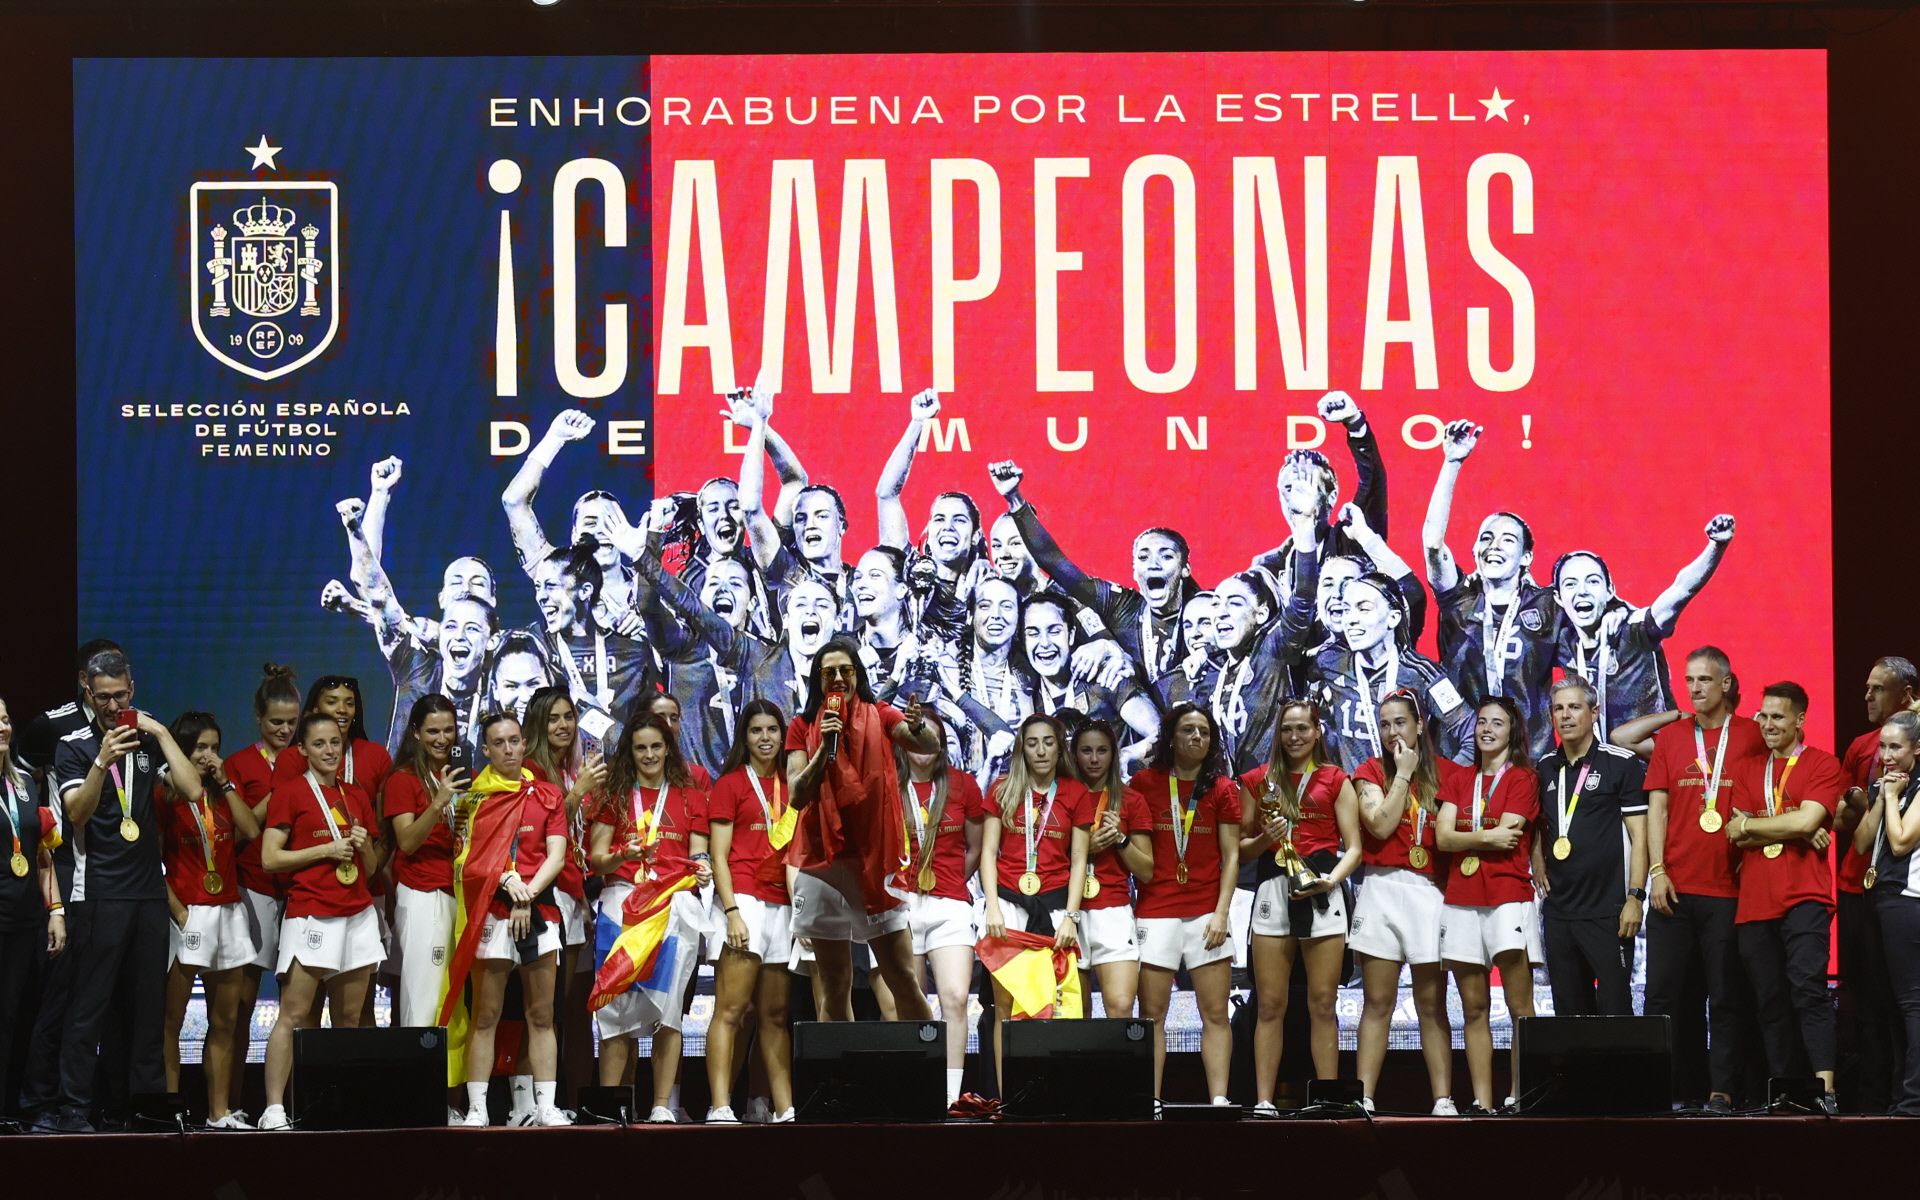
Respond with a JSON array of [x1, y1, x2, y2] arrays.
[[1262, 783, 1322, 896]]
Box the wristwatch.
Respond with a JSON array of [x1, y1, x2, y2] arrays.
[[1628, 887, 1648, 902]]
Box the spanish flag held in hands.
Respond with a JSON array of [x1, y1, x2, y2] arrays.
[[589, 871, 700, 1012], [976, 930, 1083, 1020], [436, 765, 530, 1085]]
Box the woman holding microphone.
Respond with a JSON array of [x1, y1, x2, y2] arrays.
[[383, 696, 464, 1029]]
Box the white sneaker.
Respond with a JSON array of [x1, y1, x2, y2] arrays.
[[1251, 1101, 1279, 1118], [1431, 1097, 1459, 1117], [206, 1111, 254, 1130], [447, 1106, 465, 1127], [742, 1097, 773, 1124], [460, 1107, 490, 1128], [706, 1105, 740, 1124], [536, 1106, 574, 1127], [1361, 1096, 1376, 1114], [770, 1107, 795, 1124], [257, 1105, 290, 1131], [647, 1105, 677, 1124], [506, 1106, 537, 1128]]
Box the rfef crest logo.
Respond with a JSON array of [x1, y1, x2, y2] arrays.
[[190, 165, 338, 381]]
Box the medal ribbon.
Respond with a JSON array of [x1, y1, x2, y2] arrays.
[[631, 783, 670, 847], [1471, 764, 1510, 833], [1870, 778, 1918, 885], [107, 759, 133, 828], [1170, 776, 1200, 874], [1693, 721, 1733, 814], [1556, 762, 1593, 841], [1573, 635, 1612, 739], [1024, 780, 1061, 877], [1763, 749, 1802, 819], [1351, 651, 1399, 759], [1483, 597, 1522, 698], [1, 773, 22, 861], [908, 779, 949, 874], [1405, 787, 1429, 849], [303, 771, 349, 851], [188, 784, 221, 876]]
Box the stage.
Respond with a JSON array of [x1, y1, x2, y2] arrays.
[[4, 1114, 1875, 1200]]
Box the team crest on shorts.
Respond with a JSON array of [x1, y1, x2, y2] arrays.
[[1258, 900, 1272, 919], [306, 928, 325, 950], [190, 146, 339, 382], [432, 947, 445, 967], [184, 932, 202, 951]]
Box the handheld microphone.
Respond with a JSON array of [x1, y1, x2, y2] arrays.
[[824, 691, 845, 764]]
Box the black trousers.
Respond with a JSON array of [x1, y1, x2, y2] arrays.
[[1836, 887, 1899, 1112], [1646, 893, 1745, 1099], [19, 913, 76, 1115], [57, 899, 167, 1115], [1738, 901, 1835, 1078], [1875, 892, 1920, 1114], [0, 924, 41, 1118], [1543, 914, 1634, 1016]]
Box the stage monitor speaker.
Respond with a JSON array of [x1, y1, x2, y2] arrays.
[[1001, 1018, 1154, 1121], [792, 1020, 946, 1123], [293, 1027, 448, 1130], [1514, 1015, 1671, 1116]]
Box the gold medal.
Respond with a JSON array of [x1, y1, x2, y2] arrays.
[[1460, 855, 1482, 877], [1762, 843, 1783, 860], [1082, 874, 1100, 901], [1176, 862, 1189, 885], [1018, 870, 1042, 896], [119, 817, 140, 842], [1865, 867, 1879, 889], [204, 870, 224, 895], [1552, 837, 1572, 861], [1408, 846, 1430, 870], [1698, 808, 1723, 834], [335, 860, 359, 886], [8, 852, 27, 878], [917, 864, 937, 893]]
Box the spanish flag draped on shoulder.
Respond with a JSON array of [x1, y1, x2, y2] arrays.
[[590, 870, 702, 1017], [976, 930, 1083, 1019], [436, 764, 530, 1084]]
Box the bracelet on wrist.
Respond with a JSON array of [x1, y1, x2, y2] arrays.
[[724, 905, 739, 914]]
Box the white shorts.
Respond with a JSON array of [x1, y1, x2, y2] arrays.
[[391, 883, 454, 1027], [556, 888, 590, 951], [1074, 906, 1138, 968], [1348, 867, 1444, 966], [476, 910, 563, 965], [241, 887, 283, 972], [789, 862, 911, 944], [893, 891, 977, 957], [1250, 876, 1349, 941], [1439, 899, 1544, 968], [277, 907, 386, 978], [1135, 914, 1234, 972], [715, 893, 794, 964], [1001, 902, 1069, 940], [170, 902, 258, 973], [1230, 886, 1255, 969]]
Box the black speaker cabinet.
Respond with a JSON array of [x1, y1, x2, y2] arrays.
[[1002, 1018, 1154, 1121], [1514, 1015, 1671, 1115], [292, 1026, 448, 1130], [792, 1020, 946, 1122]]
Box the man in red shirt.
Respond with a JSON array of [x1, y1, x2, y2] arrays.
[[1727, 682, 1845, 1113], [1641, 646, 1766, 1111], [1833, 655, 1916, 1111]]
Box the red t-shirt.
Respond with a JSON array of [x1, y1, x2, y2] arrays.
[[1730, 745, 1845, 923], [1083, 787, 1153, 912], [158, 780, 240, 908], [382, 770, 454, 894], [488, 783, 569, 920], [708, 766, 795, 905], [1130, 769, 1241, 920], [1644, 716, 1767, 899], [223, 744, 282, 897], [265, 775, 377, 919], [591, 782, 709, 884], [1353, 757, 1469, 878], [1437, 764, 1540, 908], [1238, 763, 1349, 857], [1837, 727, 1882, 894], [896, 772, 986, 903], [989, 776, 1093, 896], [526, 761, 586, 900]]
